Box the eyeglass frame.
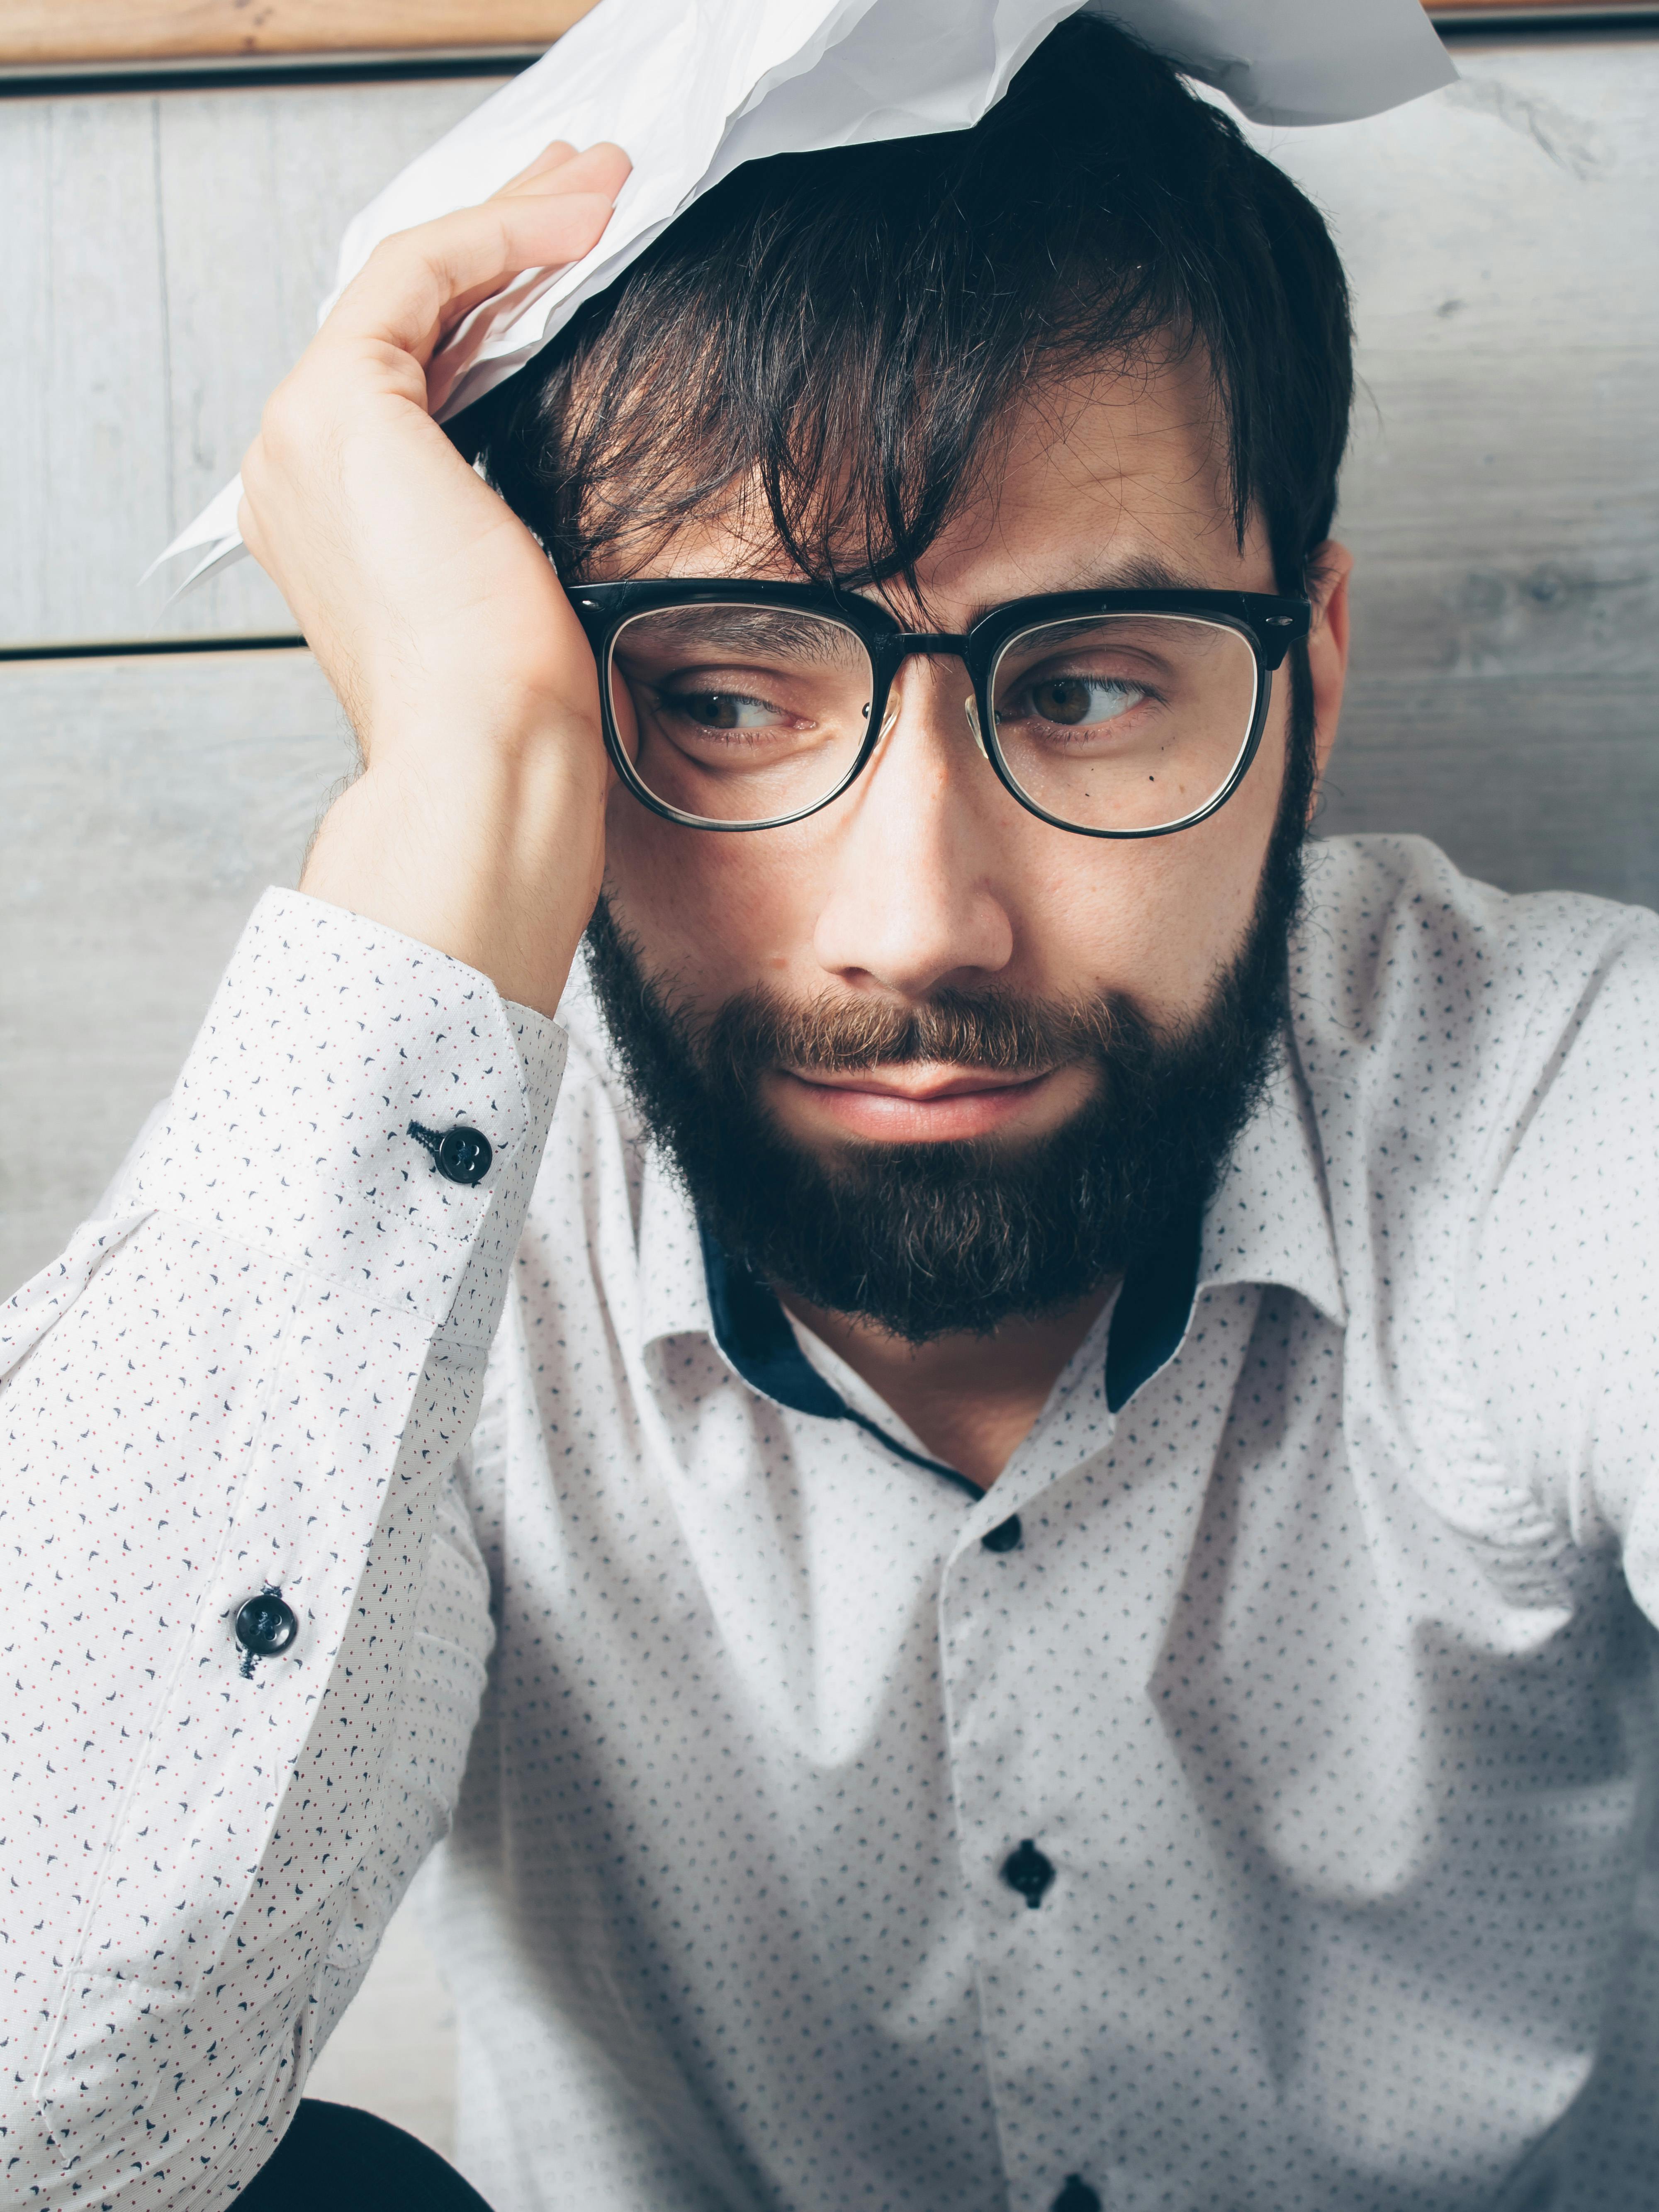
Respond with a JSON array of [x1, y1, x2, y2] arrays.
[[567, 578, 1313, 839]]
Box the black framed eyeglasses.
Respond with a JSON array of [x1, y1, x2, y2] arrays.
[[569, 579, 1311, 839]]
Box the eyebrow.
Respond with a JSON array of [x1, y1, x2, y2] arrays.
[[605, 554, 1226, 637], [618, 606, 867, 663], [958, 554, 1210, 625], [839, 554, 1218, 632]]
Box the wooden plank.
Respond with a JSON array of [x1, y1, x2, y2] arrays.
[[0, 647, 350, 1297], [1431, 0, 1651, 10], [0, 72, 503, 646], [1, 37, 1652, 659], [0, 95, 172, 648], [0, 0, 1630, 70], [2, 630, 1653, 1302], [1318, 672, 1659, 907], [0, 2, 596, 66], [1239, 36, 1659, 882]]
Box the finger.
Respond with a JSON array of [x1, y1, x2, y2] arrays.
[[499, 138, 578, 192], [499, 139, 631, 205], [327, 143, 631, 357], [326, 187, 623, 362]]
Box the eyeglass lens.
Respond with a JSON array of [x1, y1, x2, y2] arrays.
[[988, 615, 1260, 833], [608, 605, 874, 826], [608, 604, 1260, 831]]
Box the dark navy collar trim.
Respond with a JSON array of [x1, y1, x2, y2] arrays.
[[699, 1228, 983, 1499], [1105, 1200, 1204, 1413], [699, 1201, 1202, 1498]]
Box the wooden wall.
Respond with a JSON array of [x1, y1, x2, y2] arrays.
[[2, 34, 1656, 1290], [0, 21, 1654, 2167], [1262, 46, 1659, 906], [1, 2, 591, 65]]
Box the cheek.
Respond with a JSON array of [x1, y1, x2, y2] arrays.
[[601, 706, 1290, 1022], [1017, 720, 1286, 1017], [602, 785, 832, 1003]]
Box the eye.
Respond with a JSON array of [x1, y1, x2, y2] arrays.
[[660, 689, 782, 730], [1015, 674, 1147, 729]]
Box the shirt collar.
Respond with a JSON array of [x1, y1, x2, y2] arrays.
[[634, 1027, 1344, 1461], [636, 1137, 716, 1346], [635, 1145, 984, 1491], [636, 1141, 1202, 1463], [1199, 1038, 1347, 1328]]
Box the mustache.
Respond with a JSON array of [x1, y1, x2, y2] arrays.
[[696, 984, 1138, 1084]]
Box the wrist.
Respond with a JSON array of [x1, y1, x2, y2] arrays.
[[299, 740, 606, 1017]]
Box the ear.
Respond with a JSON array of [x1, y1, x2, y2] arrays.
[[1303, 540, 1353, 807]]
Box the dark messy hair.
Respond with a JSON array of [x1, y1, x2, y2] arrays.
[[470, 13, 1353, 595]]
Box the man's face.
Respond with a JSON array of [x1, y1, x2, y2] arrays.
[[587, 357, 1351, 1333]]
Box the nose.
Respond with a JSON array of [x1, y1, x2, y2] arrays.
[[809, 655, 1016, 999]]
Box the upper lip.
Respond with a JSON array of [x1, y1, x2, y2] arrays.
[[783, 1063, 1053, 1101]]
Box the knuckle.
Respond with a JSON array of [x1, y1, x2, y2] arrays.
[[255, 393, 302, 466], [366, 229, 413, 270], [259, 365, 331, 457], [373, 221, 446, 285]]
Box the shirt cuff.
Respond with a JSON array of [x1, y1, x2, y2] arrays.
[[117, 887, 566, 1347]]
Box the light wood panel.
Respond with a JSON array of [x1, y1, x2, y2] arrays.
[[0, 647, 351, 1296], [5, 651, 1656, 1306], [0, 72, 504, 645], [0, 34, 1656, 1300], [305, 1898, 457, 2157], [2, 39, 1654, 656], [0, 2, 596, 65], [0, 0, 1633, 71], [1235, 38, 1658, 887], [1, 36, 1654, 2135], [1435, 0, 1653, 10]]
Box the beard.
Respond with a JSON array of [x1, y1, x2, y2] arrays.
[[584, 662, 1316, 1343]]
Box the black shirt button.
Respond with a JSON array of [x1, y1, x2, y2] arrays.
[[407, 1120, 493, 1185], [1052, 2180, 1102, 2212], [234, 1590, 298, 1661], [981, 1514, 1022, 1553], [435, 1126, 492, 1184], [1001, 1838, 1056, 1908]]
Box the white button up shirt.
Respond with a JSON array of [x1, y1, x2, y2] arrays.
[[3, 834, 1657, 2212]]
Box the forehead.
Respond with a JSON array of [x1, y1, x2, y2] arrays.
[[611, 353, 1267, 617]]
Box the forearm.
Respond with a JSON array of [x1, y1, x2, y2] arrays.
[[0, 892, 558, 2206]]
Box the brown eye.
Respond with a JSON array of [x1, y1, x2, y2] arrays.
[[1014, 674, 1146, 730], [1032, 678, 1092, 725], [664, 690, 777, 729]]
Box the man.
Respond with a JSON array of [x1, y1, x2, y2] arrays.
[[3, 17, 1656, 2212]]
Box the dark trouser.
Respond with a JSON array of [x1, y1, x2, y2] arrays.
[[229, 2100, 495, 2211]]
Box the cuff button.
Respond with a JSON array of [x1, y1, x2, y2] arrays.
[[1001, 1838, 1056, 1908], [234, 1589, 299, 1677], [408, 1121, 494, 1185]]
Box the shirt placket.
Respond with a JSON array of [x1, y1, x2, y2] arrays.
[[940, 1283, 1266, 2212]]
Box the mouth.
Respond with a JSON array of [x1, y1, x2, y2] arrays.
[[773, 1061, 1065, 1143]]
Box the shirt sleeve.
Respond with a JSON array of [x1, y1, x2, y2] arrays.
[[302, 1449, 495, 2070], [0, 888, 563, 2209], [1465, 908, 1659, 1617]]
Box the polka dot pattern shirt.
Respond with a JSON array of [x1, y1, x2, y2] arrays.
[[2, 834, 1657, 2212]]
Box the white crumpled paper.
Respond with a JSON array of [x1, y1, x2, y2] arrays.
[[158, 0, 1454, 586]]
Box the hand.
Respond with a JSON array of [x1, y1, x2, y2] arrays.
[[238, 140, 631, 1018]]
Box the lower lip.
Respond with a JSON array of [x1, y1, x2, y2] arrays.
[[776, 1067, 1058, 1143]]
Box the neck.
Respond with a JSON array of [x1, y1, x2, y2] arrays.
[[776, 1283, 1116, 1490]]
